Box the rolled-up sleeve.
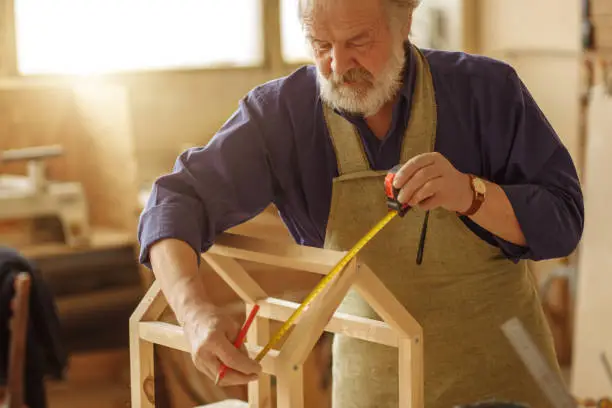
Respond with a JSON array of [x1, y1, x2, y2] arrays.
[[486, 70, 584, 261], [137, 92, 278, 268]]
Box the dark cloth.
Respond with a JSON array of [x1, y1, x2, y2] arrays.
[[137, 43, 584, 268], [0, 246, 68, 408]]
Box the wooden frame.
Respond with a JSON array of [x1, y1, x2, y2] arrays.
[[129, 233, 424, 408]]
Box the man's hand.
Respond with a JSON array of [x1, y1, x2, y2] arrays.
[[148, 239, 261, 387], [391, 152, 527, 246], [182, 304, 262, 386], [392, 152, 472, 213]]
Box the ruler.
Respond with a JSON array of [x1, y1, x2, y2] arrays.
[[254, 210, 399, 362], [501, 317, 576, 408]]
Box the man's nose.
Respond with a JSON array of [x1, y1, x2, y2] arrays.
[[330, 46, 355, 77]]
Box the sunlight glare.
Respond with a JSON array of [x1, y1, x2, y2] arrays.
[[14, 0, 263, 75]]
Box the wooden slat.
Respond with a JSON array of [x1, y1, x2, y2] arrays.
[[138, 321, 280, 375], [257, 297, 397, 347], [138, 321, 188, 352], [278, 260, 358, 367], [128, 280, 165, 406], [399, 337, 424, 408], [129, 280, 166, 323], [202, 253, 267, 304], [354, 265, 422, 340], [129, 324, 155, 408], [275, 365, 304, 408], [247, 304, 272, 408], [209, 233, 346, 275]]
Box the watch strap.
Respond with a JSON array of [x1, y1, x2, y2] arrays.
[[459, 174, 485, 216]]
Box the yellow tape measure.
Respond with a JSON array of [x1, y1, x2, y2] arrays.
[[254, 209, 399, 362]]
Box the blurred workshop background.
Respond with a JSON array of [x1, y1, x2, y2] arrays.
[[0, 0, 611, 407]]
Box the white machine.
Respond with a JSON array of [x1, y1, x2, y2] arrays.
[[0, 145, 90, 247]]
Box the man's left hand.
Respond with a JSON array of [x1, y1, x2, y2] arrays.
[[392, 152, 472, 213]]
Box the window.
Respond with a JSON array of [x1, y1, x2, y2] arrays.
[[14, 0, 264, 75], [280, 0, 313, 64]]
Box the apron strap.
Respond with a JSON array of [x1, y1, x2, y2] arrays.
[[400, 45, 438, 163], [322, 105, 371, 175]]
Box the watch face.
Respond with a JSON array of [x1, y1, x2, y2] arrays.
[[473, 178, 486, 194]]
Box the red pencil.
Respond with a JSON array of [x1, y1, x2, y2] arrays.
[[215, 304, 260, 385]]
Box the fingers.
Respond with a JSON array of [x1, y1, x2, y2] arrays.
[[393, 153, 438, 189], [193, 348, 221, 379], [416, 192, 443, 211], [216, 368, 259, 387], [215, 337, 262, 375], [396, 164, 442, 204], [193, 343, 260, 387]]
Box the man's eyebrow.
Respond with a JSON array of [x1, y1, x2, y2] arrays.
[[347, 31, 370, 42]]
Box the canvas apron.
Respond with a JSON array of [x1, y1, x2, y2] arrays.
[[323, 45, 563, 408]]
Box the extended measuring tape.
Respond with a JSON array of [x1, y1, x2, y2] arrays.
[[254, 165, 408, 362], [501, 317, 576, 408]]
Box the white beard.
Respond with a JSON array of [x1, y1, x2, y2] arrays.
[[317, 41, 406, 117]]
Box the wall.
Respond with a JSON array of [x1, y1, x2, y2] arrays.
[[0, 79, 139, 232], [126, 67, 295, 188], [571, 73, 612, 399], [478, 0, 583, 166], [477, 0, 583, 284], [411, 0, 464, 51]]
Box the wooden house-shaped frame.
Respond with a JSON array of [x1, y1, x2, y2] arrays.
[[129, 232, 424, 408]]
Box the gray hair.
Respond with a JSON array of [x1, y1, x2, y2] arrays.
[[299, 0, 420, 30], [385, 0, 420, 30]]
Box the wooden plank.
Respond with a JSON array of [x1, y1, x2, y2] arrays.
[[129, 280, 164, 408], [247, 305, 272, 408], [130, 320, 155, 408], [275, 365, 304, 408], [202, 253, 268, 304], [129, 280, 167, 323], [1, 145, 64, 162], [209, 233, 346, 275], [278, 260, 358, 367], [257, 297, 397, 347], [138, 321, 280, 375], [354, 264, 422, 340], [138, 321, 189, 352], [398, 337, 424, 408]]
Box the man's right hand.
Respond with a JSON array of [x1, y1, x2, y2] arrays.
[[182, 304, 262, 386], [148, 238, 262, 386]]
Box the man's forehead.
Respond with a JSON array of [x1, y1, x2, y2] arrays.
[[302, 0, 386, 35]]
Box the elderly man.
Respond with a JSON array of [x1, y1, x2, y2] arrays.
[[138, 0, 583, 406]]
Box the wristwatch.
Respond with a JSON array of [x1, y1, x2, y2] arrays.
[[459, 174, 486, 216]]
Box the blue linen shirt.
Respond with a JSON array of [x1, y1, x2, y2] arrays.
[[137, 45, 584, 268]]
